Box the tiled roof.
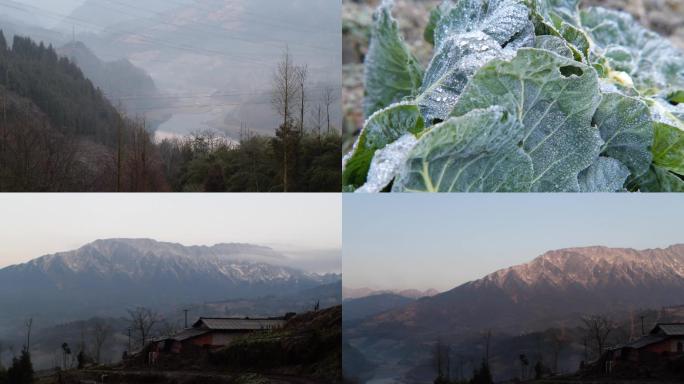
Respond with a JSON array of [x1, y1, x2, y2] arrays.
[[194, 317, 286, 331], [172, 328, 210, 341], [652, 323, 684, 336], [621, 335, 668, 349]]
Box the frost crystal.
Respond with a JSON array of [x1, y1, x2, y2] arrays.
[[356, 134, 418, 193]]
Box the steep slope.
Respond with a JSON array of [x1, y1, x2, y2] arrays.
[[0, 32, 168, 191], [56, 41, 171, 129], [343, 293, 415, 322], [0, 239, 340, 324], [367, 245, 684, 334], [348, 245, 684, 383]]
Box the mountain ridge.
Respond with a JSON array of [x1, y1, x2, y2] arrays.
[[0, 238, 339, 326], [360, 244, 684, 335]]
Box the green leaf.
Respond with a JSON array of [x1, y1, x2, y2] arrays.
[[667, 90, 684, 105], [534, 35, 574, 59], [632, 166, 684, 192], [434, 0, 534, 51], [578, 157, 629, 192], [416, 0, 535, 123], [364, 0, 424, 117], [417, 31, 506, 123], [527, 0, 588, 62], [452, 48, 603, 191], [652, 122, 684, 176], [556, 22, 590, 61], [356, 134, 418, 193], [593, 93, 653, 178], [543, 0, 581, 24], [393, 106, 533, 192], [424, 6, 443, 45], [343, 102, 425, 188], [580, 7, 684, 92]]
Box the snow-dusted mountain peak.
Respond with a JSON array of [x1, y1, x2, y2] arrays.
[[480, 244, 684, 289]]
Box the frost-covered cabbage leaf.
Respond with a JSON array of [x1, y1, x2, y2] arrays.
[[527, 0, 590, 62], [357, 134, 418, 193], [578, 157, 629, 192], [580, 7, 684, 92], [393, 106, 532, 192], [633, 166, 684, 192], [417, 32, 507, 123], [363, 0, 424, 117], [593, 93, 652, 177], [451, 48, 602, 191], [431, 0, 534, 50], [418, 0, 535, 123], [343, 102, 424, 188], [346, 0, 684, 192]]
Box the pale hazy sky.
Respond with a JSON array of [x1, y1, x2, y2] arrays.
[[0, 194, 341, 268], [344, 194, 684, 292]]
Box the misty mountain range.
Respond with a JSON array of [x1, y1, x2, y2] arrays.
[[0, 0, 342, 138], [0, 238, 340, 327], [345, 244, 684, 383]]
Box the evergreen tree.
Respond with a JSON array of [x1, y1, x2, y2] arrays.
[[470, 359, 492, 384], [6, 350, 33, 384], [0, 30, 7, 53]]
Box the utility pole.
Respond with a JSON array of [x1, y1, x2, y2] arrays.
[[127, 328, 131, 352], [183, 309, 189, 329], [640, 315, 645, 336]]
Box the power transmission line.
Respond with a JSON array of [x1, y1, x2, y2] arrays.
[[98, 0, 337, 53], [0, 1, 283, 67]]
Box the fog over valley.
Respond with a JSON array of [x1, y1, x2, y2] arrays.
[[0, 0, 341, 139]]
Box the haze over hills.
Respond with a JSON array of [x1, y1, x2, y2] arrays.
[[56, 41, 171, 129], [345, 244, 684, 383], [65, 0, 342, 138], [0, 0, 342, 192], [364, 245, 684, 333], [0, 0, 341, 138], [0, 238, 340, 326], [342, 287, 440, 300]]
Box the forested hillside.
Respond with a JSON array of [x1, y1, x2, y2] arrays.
[[0, 31, 167, 191], [56, 41, 171, 130], [0, 32, 341, 192]]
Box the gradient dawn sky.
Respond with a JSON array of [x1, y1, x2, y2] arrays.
[[0, 194, 341, 269], [343, 194, 684, 292]]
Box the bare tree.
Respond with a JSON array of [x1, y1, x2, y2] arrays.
[[433, 339, 444, 379], [582, 315, 614, 359], [127, 307, 160, 348], [24, 318, 33, 352], [322, 85, 338, 134], [157, 319, 179, 338], [482, 329, 492, 364], [295, 65, 308, 137], [115, 104, 125, 193], [548, 329, 568, 374], [91, 319, 112, 364], [271, 48, 299, 192], [272, 48, 298, 127], [310, 102, 323, 142]]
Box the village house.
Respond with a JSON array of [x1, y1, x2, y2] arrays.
[[150, 315, 291, 356], [607, 323, 684, 364]]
